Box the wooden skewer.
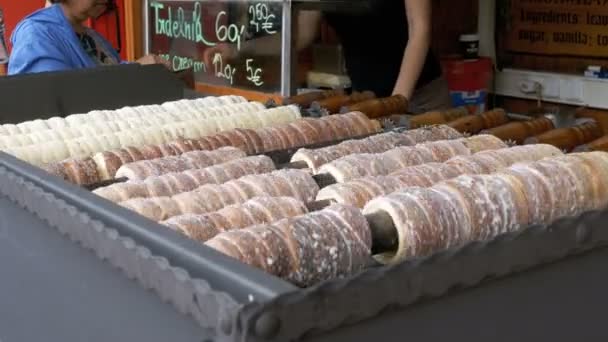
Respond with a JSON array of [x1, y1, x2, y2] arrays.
[[480, 117, 555, 145], [575, 107, 608, 134], [310, 91, 376, 115], [339, 95, 409, 119], [573, 134, 608, 152], [524, 121, 603, 152], [447, 108, 509, 134], [407, 107, 469, 129]]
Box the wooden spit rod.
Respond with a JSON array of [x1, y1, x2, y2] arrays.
[[339, 95, 409, 119], [406, 107, 469, 129], [309, 91, 376, 115], [479, 116, 555, 145], [304, 199, 399, 255], [447, 108, 509, 135], [573, 134, 608, 152], [524, 120, 603, 152]]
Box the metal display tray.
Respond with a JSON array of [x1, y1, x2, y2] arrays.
[[2, 65, 607, 340], [0, 186, 208, 342], [3, 146, 608, 341]]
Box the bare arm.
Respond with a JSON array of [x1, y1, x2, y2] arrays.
[[392, 0, 433, 99]]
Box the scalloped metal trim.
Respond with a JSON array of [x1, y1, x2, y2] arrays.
[[235, 211, 608, 341], [0, 166, 241, 334]]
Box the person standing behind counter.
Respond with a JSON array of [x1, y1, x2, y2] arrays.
[[204, 0, 451, 114], [8, 0, 170, 75]]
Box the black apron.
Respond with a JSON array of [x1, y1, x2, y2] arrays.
[[324, 0, 442, 97]]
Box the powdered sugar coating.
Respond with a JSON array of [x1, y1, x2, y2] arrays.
[[364, 175, 517, 264], [317, 144, 563, 209], [568, 152, 608, 208], [317, 176, 409, 208], [59, 157, 101, 185], [162, 196, 309, 242], [205, 204, 372, 287], [93, 156, 275, 202], [119, 169, 318, 221], [115, 147, 246, 180], [318, 139, 472, 182], [363, 151, 608, 265], [291, 125, 462, 172]]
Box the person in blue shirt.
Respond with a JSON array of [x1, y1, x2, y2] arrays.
[[8, 0, 169, 75]]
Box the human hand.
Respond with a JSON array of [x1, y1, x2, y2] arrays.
[[136, 54, 172, 69], [202, 43, 238, 67]]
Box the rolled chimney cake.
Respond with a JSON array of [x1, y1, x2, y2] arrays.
[[113, 146, 247, 180], [205, 204, 372, 287], [162, 196, 309, 243], [43, 111, 384, 184], [316, 144, 563, 209], [290, 125, 463, 172], [0, 101, 300, 166], [0, 95, 250, 137], [93, 155, 276, 202], [317, 138, 477, 183], [362, 151, 608, 265], [119, 169, 320, 221], [2, 102, 226, 148]]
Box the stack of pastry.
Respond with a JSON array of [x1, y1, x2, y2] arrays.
[[205, 204, 372, 287], [0, 95, 247, 135], [317, 135, 506, 182], [43, 111, 382, 185], [291, 125, 463, 172], [362, 151, 608, 264], [94, 155, 276, 202], [44, 146, 247, 186], [256, 111, 381, 152], [119, 169, 319, 221], [317, 144, 563, 208], [162, 196, 309, 242], [113, 147, 248, 180], [2, 104, 301, 165]]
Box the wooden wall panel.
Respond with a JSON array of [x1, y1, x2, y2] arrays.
[[431, 0, 478, 56]]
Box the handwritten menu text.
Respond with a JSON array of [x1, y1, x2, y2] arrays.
[[150, 1, 279, 88]]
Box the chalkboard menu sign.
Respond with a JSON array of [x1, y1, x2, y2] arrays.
[[502, 0, 608, 57], [147, 0, 283, 93]]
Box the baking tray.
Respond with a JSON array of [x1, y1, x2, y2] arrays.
[[0, 194, 208, 342], [3, 146, 608, 341], [2, 68, 607, 340]]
